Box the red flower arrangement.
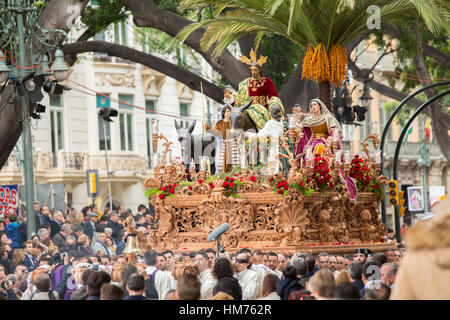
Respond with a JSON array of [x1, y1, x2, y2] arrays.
[[222, 176, 243, 198], [145, 183, 178, 200], [350, 155, 371, 191], [270, 178, 289, 196], [313, 154, 332, 192]]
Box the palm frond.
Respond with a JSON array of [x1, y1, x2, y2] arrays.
[[287, 0, 304, 36]]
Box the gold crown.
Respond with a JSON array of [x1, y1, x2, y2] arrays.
[[239, 48, 267, 67]]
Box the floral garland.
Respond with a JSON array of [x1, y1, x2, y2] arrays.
[[290, 175, 314, 196]]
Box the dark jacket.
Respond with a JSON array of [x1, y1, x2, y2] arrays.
[[124, 294, 155, 300], [0, 258, 12, 275], [5, 222, 21, 248], [298, 275, 309, 288], [276, 278, 304, 300], [213, 276, 242, 300], [82, 222, 95, 240], [70, 287, 88, 300], [351, 279, 365, 297], [49, 220, 62, 239], [115, 240, 126, 255], [87, 295, 100, 300], [24, 253, 37, 272], [106, 221, 122, 243], [78, 246, 93, 258]]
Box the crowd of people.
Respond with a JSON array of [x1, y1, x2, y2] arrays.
[[0, 197, 448, 300]]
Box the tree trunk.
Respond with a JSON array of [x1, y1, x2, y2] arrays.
[[319, 81, 332, 112], [279, 63, 318, 114]]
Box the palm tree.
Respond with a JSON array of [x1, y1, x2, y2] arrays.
[[177, 0, 449, 110]]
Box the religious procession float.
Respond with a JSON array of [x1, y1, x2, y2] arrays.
[[141, 49, 395, 255]]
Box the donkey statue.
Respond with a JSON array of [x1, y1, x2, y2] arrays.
[[174, 119, 217, 177]]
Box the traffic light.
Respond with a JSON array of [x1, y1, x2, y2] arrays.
[[86, 169, 99, 198], [388, 180, 399, 206], [399, 190, 407, 216]]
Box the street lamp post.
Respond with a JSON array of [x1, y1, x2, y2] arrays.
[[0, 1, 68, 239]]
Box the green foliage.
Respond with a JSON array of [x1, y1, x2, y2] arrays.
[[177, 0, 449, 59], [144, 187, 162, 198], [261, 35, 304, 90], [383, 101, 415, 127], [81, 0, 127, 35]]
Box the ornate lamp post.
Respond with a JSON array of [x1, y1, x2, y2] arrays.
[[0, 0, 68, 239]]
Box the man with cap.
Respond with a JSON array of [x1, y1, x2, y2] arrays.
[[354, 248, 372, 264], [83, 211, 98, 240]]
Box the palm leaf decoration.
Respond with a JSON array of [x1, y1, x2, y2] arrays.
[[177, 0, 450, 88]]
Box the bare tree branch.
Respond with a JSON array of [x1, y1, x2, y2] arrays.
[[62, 40, 224, 103]]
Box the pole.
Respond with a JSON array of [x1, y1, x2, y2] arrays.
[[16, 1, 36, 239], [200, 81, 206, 133], [102, 120, 113, 211], [420, 116, 430, 213]]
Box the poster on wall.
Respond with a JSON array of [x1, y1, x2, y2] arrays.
[[0, 185, 19, 217], [407, 186, 424, 211], [429, 186, 446, 207]]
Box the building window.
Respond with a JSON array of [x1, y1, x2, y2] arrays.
[[145, 100, 156, 168], [50, 95, 64, 165], [97, 93, 111, 151], [179, 102, 190, 128], [114, 21, 127, 46], [119, 94, 134, 151]]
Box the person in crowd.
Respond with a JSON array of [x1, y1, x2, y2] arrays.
[[211, 257, 242, 300], [336, 255, 346, 272], [23, 240, 38, 272], [234, 252, 258, 300], [195, 251, 216, 300], [77, 235, 93, 257], [82, 211, 98, 240], [106, 212, 122, 244], [5, 215, 21, 249], [92, 232, 110, 257], [31, 273, 59, 300], [335, 269, 350, 286], [380, 262, 397, 289], [290, 256, 309, 288], [385, 249, 396, 263], [175, 274, 201, 300], [257, 273, 280, 300], [334, 282, 360, 300], [105, 236, 116, 255], [394, 249, 402, 264], [52, 224, 72, 252], [276, 254, 287, 277], [100, 283, 124, 300], [372, 252, 388, 267], [50, 209, 65, 239], [266, 251, 281, 279], [360, 261, 380, 298], [204, 248, 216, 269], [86, 271, 111, 300], [156, 253, 167, 271], [124, 273, 154, 300], [71, 268, 94, 300], [307, 269, 336, 300], [348, 262, 364, 295], [317, 252, 329, 270], [362, 281, 391, 300], [276, 265, 303, 300], [353, 248, 371, 264], [144, 250, 171, 300]]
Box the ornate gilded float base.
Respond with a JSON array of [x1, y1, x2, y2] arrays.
[[147, 190, 390, 254]]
